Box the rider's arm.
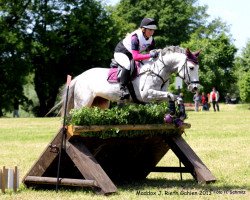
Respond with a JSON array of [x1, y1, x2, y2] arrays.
[[131, 35, 151, 61]]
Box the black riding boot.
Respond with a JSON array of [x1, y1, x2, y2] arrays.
[[119, 68, 130, 100]]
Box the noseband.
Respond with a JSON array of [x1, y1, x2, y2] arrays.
[[177, 59, 200, 86]]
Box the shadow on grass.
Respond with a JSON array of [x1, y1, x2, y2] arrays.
[[117, 178, 248, 191]]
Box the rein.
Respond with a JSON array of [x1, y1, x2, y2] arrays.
[[139, 52, 171, 91], [138, 46, 199, 91], [177, 59, 200, 85]]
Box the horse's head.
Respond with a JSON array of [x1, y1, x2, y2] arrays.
[[177, 48, 200, 93]]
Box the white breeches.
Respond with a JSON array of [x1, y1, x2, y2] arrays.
[[114, 52, 131, 70]]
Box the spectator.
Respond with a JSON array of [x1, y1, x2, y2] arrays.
[[13, 98, 20, 117], [225, 93, 231, 104], [201, 92, 209, 111], [210, 87, 220, 112], [193, 91, 201, 112]]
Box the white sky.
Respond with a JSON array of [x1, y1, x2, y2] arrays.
[[108, 0, 250, 52]]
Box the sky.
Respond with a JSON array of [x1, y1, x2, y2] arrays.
[[198, 0, 250, 52], [108, 0, 250, 52]]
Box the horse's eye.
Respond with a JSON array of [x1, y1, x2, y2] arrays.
[[189, 67, 194, 70]]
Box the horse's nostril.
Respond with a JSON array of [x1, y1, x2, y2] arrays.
[[193, 87, 197, 91]]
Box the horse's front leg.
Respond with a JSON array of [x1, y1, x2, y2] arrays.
[[144, 89, 176, 101]]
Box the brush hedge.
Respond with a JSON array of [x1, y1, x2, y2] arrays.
[[67, 102, 180, 138], [69, 103, 168, 126]]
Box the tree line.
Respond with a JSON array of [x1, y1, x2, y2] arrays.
[[0, 0, 248, 117]]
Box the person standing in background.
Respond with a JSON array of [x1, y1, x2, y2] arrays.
[[193, 91, 201, 112], [201, 92, 209, 111], [210, 87, 220, 112]]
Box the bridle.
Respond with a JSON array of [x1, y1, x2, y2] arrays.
[[177, 59, 200, 86], [139, 50, 199, 90]]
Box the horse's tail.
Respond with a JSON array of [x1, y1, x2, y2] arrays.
[[45, 78, 77, 117], [45, 100, 63, 117]]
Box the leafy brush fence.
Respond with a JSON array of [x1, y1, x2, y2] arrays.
[[23, 103, 216, 195]]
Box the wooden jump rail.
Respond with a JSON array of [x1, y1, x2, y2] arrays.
[[24, 176, 98, 187], [22, 123, 216, 195], [67, 123, 191, 135]]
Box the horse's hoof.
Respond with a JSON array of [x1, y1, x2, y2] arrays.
[[173, 118, 183, 127]]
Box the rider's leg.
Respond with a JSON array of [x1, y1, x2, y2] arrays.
[[119, 68, 130, 99], [114, 52, 130, 99]]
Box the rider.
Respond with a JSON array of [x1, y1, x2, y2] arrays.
[[114, 17, 159, 100]]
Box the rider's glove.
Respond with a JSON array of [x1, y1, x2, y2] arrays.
[[150, 51, 159, 59]]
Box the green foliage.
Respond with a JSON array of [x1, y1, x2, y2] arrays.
[[25, 0, 119, 116], [235, 40, 250, 102], [69, 103, 171, 138], [238, 71, 250, 103], [0, 0, 32, 116], [70, 102, 168, 125]]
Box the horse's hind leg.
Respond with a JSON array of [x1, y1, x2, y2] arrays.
[[74, 81, 94, 108], [73, 76, 110, 109]]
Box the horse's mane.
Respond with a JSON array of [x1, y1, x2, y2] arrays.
[[161, 46, 199, 64], [161, 46, 186, 56]]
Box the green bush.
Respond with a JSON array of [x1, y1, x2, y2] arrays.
[[69, 102, 168, 126], [68, 103, 175, 138], [239, 71, 250, 103]]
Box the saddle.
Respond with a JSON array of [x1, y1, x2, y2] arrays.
[[107, 59, 140, 83]]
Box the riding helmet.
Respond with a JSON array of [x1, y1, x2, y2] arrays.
[[140, 18, 157, 30]]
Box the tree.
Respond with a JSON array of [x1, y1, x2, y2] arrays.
[[235, 40, 250, 102], [0, 0, 32, 116], [24, 0, 118, 116], [112, 0, 208, 47], [238, 71, 250, 103]]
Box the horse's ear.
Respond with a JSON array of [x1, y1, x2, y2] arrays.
[[186, 48, 199, 64], [194, 50, 201, 57], [186, 48, 190, 53], [186, 48, 192, 56]]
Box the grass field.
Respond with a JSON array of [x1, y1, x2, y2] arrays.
[[0, 104, 249, 200]]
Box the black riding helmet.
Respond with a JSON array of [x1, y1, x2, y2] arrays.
[[140, 18, 157, 30]]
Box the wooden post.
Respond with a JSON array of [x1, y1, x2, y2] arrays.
[[13, 166, 18, 192], [65, 140, 117, 194], [0, 166, 18, 193], [0, 168, 2, 192], [167, 136, 216, 183], [1, 166, 6, 193]]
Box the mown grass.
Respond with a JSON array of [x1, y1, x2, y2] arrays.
[[0, 104, 249, 200]]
